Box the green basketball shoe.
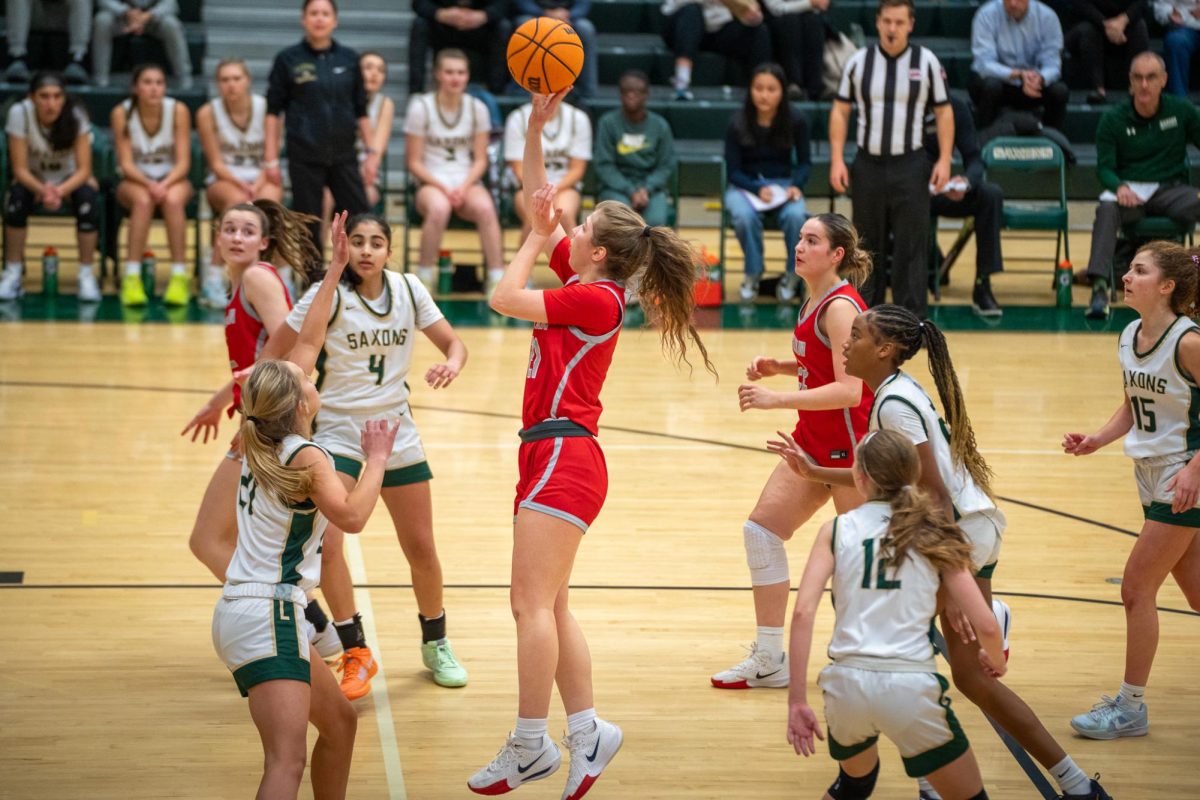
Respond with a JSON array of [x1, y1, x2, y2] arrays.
[[421, 639, 468, 687]]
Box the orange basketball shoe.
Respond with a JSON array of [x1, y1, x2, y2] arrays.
[[338, 647, 378, 700]]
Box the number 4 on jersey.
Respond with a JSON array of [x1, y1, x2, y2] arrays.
[[368, 354, 386, 386]]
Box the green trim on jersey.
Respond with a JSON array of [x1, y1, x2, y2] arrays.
[[231, 599, 310, 697], [1133, 316, 1185, 359], [867, 372, 903, 422], [976, 562, 997, 580], [827, 731, 879, 761], [874, 395, 930, 438], [355, 276, 393, 319], [332, 453, 433, 486], [315, 346, 329, 392], [830, 517, 839, 553], [279, 509, 317, 585], [1144, 501, 1200, 527], [1175, 329, 1200, 451], [900, 674, 970, 777]]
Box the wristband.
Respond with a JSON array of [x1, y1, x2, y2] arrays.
[[262, 159, 280, 168]]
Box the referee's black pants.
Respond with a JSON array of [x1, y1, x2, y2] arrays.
[[852, 150, 931, 318], [289, 158, 369, 254]]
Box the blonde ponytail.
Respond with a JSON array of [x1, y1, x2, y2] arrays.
[[239, 360, 315, 503], [857, 430, 975, 575]]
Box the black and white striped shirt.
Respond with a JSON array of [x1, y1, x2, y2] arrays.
[[836, 44, 949, 157]]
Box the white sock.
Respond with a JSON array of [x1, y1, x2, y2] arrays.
[[124, 261, 140, 277], [78, 263, 94, 277], [514, 716, 548, 747], [5, 261, 22, 273], [917, 778, 942, 799], [673, 63, 691, 89], [204, 265, 225, 282], [170, 261, 187, 276], [1050, 756, 1090, 796], [416, 265, 435, 286], [756, 626, 785, 660], [566, 708, 596, 736], [1118, 681, 1145, 706], [487, 267, 505, 283]]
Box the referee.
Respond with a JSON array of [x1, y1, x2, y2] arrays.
[[829, 0, 953, 318]]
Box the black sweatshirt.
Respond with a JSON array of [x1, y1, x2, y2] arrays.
[[266, 38, 368, 166]]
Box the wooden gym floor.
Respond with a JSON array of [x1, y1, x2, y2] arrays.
[[2, 309, 1199, 798]]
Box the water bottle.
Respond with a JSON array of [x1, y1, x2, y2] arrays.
[[437, 249, 453, 296], [1055, 259, 1072, 308], [141, 250, 156, 298], [42, 247, 58, 296]]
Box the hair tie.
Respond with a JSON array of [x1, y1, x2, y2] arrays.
[[918, 321, 925, 330], [246, 415, 262, 425], [1192, 254, 1199, 265], [641, 225, 652, 238]]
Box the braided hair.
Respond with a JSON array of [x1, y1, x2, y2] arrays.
[[863, 304, 994, 498]]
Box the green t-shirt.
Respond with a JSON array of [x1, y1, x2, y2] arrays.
[[593, 110, 676, 195], [1096, 94, 1200, 192]]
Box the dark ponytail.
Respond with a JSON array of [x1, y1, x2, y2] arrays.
[[252, 199, 323, 291], [864, 304, 994, 498], [29, 71, 83, 151]]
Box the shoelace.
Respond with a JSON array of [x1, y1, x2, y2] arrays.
[[1087, 695, 1128, 719], [341, 651, 369, 679], [488, 736, 522, 771], [435, 644, 458, 669]]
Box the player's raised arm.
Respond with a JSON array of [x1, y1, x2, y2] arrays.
[[288, 210, 349, 374], [523, 90, 570, 257]]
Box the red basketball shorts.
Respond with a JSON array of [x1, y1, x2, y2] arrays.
[[513, 435, 608, 532]]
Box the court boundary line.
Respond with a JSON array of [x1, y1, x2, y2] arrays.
[[1, 583, 1194, 616], [344, 535, 407, 800], [0, 379, 1146, 539]]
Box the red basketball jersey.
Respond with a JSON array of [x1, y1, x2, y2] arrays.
[[522, 237, 625, 435], [791, 281, 872, 466], [224, 262, 292, 410]]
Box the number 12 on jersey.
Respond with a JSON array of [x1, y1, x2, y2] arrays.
[[1130, 396, 1156, 432], [862, 538, 902, 590]]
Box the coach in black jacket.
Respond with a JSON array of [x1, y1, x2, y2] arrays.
[[923, 95, 1005, 316], [264, 0, 374, 248]]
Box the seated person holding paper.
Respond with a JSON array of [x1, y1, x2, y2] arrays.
[[923, 94, 1006, 317], [723, 62, 811, 302], [1083, 51, 1200, 320]]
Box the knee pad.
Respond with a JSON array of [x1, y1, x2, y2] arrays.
[[72, 185, 100, 233], [743, 520, 788, 586], [5, 184, 34, 228], [827, 760, 880, 800]]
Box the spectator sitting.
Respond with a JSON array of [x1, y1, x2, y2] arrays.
[[1064, 0, 1149, 103], [93, 0, 193, 89], [723, 62, 811, 302], [504, 94, 592, 241], [660, 0, 772, 101], [593, 69, 676, 228], [111, 62, 193, 308], [195, 58, 281, 308], [4, 0, 91, 84], [970, 0, 1068, 131], [1153, 0, 1200, 96], [1082, 51, 1200, 319], [404, 49, 504, 294], [923, 94, 1006, 317], [410, 0, 512, 96], [511, 0, 598, 103], [761, 0, 828, 100], [0, 71, 99, 301]]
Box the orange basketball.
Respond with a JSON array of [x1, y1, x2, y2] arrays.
[[507, 16, 585, 95]]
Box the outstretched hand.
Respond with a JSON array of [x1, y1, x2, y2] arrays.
[[181, 401, 222, 444], [529, 89, 570, 127], [766, 430, 819, 481], [1062, 432, 1102, 456], [529, 183, 564, 237], [328, 210, 350, 282], [361, 418, 401, 461]]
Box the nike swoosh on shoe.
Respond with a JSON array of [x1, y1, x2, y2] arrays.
[[516, 752, 543, 774]]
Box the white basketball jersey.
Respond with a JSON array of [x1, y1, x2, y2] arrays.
[[827, 500, 941, 671], [122, 97, 177, 181], [4, 99, 91, 183], [286, 272, 445, 414], [404, 92, 490, 187], [226, 435, 331, 593], [210, 94, 266, 183], [356, 92, 384, 162], [869, 371, 994, 518], [503, 102, 592, 184], [1119, 316, 1200, 458]]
